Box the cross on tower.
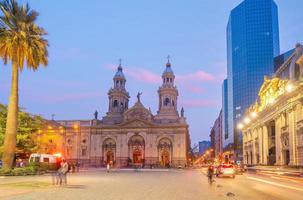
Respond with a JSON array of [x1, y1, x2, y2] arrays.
[[119, 58, 122, 66], [167, 55, 170, 63]]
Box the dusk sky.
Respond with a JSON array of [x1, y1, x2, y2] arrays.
[[0, 0, 302, 144]]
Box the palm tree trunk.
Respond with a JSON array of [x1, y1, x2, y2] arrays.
[[2, 62, 19, 169]]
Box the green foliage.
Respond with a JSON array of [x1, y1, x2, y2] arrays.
[[0, 103, 43, 158], [0, 165, 38, 176]]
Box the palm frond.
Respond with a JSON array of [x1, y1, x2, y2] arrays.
[[0, 0, 48, 70]]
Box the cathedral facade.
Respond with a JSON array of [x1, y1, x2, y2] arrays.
[[36, 60, 190, 168]]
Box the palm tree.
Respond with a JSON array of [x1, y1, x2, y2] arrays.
[[0, 0, 48, 169]]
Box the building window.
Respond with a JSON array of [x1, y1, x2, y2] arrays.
[[82, 149, 87, 157], [164, 98, 170, 106], [113, 100, 118, 107]]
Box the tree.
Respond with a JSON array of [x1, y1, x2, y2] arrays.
[[0, 0, 48, 169], [0, 104, 43, 158]]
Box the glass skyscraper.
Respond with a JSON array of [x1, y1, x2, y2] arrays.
[[223, 0, 280, 160]]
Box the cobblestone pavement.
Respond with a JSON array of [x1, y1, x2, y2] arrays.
[[0, 169, 303, 200]]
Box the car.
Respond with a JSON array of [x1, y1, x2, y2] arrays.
[[234, 163, 247, 174], [217, 164, 236, 178]]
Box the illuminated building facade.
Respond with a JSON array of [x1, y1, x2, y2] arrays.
[[36, 60, 190, 168], [241, 44, 303, 166]]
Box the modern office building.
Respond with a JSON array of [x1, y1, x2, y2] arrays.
[[224, 0, 280, 161], [222, 79, 229, 146]]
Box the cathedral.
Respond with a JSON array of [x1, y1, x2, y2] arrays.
[[36, 59, 190, 168]]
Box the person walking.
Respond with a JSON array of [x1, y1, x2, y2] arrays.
[[107, 162, 110, 173], [207, 165, 214, 184], [58, 159, 69, 185], [76, 161, 80, 172]]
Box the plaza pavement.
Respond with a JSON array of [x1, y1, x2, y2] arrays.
[[0, 168, 303, 200]]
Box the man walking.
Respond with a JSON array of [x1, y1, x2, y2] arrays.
[[58, 159, 69, 185]]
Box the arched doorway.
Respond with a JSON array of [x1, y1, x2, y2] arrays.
[[103, 138, 116, 165], [106, 151, 114, 164], [161, 150, 170, 166], [133, 149, 143, 164], [158, 138, 172, 167], [128, 135, 145, 166]]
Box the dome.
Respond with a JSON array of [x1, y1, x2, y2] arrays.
[[163, 62, 174, 76], [114, 65, 125, 79]]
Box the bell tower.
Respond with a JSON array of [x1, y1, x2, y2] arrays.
[[155, 56, 179, 121], [103, 60, 130, 124]]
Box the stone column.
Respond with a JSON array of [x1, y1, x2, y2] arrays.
[[288, 108, 298, 166], [275, 116, 282, 165], [252, 129, 257, 165], [262, 125, 269, 165], [258, 127, 263, 164], [242, 131, 247, 165]]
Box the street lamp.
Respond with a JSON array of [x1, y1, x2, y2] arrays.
[[244, 117, 251, 124], [286, 83, 294, 93], [237, 123, 244, 130], [250, 111, 257, 119]]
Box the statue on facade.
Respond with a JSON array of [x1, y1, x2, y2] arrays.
[[137, 92, 142, 102], [94, 110, 98, 120], [181, 107, 184, 117]]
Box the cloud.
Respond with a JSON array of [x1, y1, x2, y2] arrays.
[[104, 64, 162, 84], [176, 71, 215, 82], [125, 68, 162, 84], [180, 99, 219, 108], [183, 84, 206, 94]]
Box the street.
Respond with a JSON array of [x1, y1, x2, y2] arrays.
[[0, 169, 302, 200]]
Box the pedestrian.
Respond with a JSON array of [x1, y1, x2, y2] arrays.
[[76, 161, 80, 172], [58, 159, 69, 185], [207, 165, 214, 184], [72, 162, 76, 173], [19, 159, 24, 168], [107, 162, 110, 173]]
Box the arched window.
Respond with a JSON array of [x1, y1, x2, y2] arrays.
[[113, 100, 118, 107], [164, 98, 170, 106]]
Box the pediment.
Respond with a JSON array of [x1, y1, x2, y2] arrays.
[[123, 103, 153, 122], [119, 119, 153, 128]]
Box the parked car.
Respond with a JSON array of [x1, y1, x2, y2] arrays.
[[217, 164, 236, 178]]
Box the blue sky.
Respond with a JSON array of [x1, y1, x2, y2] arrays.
[[0, 0, 302, 144]]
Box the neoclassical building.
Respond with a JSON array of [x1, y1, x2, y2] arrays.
[[36, 60, 190, 168], [241, 44, 303, 166]]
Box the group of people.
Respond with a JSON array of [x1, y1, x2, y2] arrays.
[[52, 159, 81, 186], [53, 159, 69, 186]]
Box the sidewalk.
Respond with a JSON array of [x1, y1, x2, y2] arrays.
[[248, 165, 303, 177], [78, 167, 176, 173]]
